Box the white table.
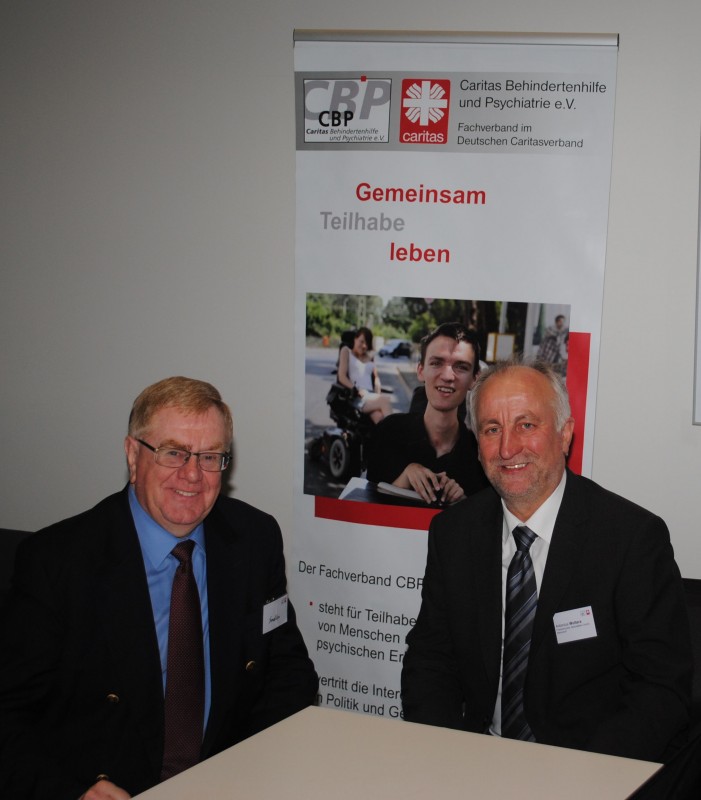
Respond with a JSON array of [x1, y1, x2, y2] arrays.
[[137, 707, 661, 798]]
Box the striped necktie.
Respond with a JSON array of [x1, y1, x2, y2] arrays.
[[501, 524, 538, 741]]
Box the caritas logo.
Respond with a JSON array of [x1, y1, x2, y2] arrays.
[[399, 79, 450, 144]]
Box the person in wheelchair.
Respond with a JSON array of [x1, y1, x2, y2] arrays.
[[366, 322, 488, 505], [337, 327, 392, 424]]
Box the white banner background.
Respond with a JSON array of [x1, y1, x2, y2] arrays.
[[293, 32, 617, 718]]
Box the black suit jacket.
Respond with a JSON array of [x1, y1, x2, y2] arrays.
[[401, 471, 692, 761], [0, 489, 318, 798]]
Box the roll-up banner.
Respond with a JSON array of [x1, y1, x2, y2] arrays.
[[293, 31, 617, 717]]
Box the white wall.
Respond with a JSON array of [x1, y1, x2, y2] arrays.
[[2, 1, 701, 577]]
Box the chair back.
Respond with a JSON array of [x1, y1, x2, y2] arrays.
[[631, 579, 701, 798], [628, 723, 701, 799], [683, 578, 701, 721], [0, 528, 32, 608]]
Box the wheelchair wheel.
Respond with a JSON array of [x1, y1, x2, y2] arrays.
[[328, 437, 352, 481]]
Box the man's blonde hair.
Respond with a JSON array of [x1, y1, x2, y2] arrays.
[[128, 376, 233, 445]]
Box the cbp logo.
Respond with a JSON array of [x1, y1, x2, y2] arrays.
[[303, 77, 392, 143], [399, 79, 450, 144]]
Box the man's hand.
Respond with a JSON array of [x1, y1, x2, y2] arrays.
[[80, 779, 131, 800], [397, 465, 464, 505], [435, 473, 465, 505]]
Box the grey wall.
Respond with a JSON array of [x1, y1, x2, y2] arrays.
[[3, 1, 701, 576]]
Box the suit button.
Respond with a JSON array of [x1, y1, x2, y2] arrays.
[[106, 693, 120, 704], [245, 660, 256, 672]]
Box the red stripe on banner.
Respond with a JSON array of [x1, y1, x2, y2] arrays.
[[565, 331, 591, 476], [315, 496, 440, 531]]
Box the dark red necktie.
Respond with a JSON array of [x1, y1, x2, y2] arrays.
[[160, 540, 205, 781]]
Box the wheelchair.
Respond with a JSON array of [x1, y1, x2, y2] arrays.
[[309, 383, 375, 482]]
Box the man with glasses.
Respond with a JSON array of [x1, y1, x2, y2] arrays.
[[0, 377, 318, 800], [366, 322, 488, 505]]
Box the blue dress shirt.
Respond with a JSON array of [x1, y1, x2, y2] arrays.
[[128, 486, 212, 729]]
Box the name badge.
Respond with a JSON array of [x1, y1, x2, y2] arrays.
[[262, 594, 288, 634], [553, 605, 597, 644]]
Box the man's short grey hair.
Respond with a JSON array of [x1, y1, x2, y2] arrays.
[[466, 358, 572, 432]]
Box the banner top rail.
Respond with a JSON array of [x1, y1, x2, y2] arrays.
[[293, 30, 618, 47]]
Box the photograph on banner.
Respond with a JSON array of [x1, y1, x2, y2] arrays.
[[304, 291, 571, 507]]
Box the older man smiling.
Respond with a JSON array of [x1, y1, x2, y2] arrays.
[[401, 359, 691, 763], [0, 377, 317, 800]]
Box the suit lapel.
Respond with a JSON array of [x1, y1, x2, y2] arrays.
[[470, 497, 504, 693], [201, 504, 249, 754], [98, 492, 164, 777], [531, 472, 589, 656]]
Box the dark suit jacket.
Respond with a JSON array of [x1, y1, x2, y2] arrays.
[[0, 489, 318, 799], [401, 471, 692, 761]]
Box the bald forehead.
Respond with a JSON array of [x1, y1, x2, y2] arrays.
[[475, 366, 556, 416], [492, 365, 550, 389]]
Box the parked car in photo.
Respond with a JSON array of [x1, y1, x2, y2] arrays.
[[378, 339, 412, 358]]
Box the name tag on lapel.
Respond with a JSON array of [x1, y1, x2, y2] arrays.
[[553, 605, 597, 644], [263, 594, 288, 634]]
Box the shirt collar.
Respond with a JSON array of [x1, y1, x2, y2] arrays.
[[501, 469, 567, 544], [128, 485, 205, 569]]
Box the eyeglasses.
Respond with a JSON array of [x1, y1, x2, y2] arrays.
[[137, 439, 232, 472]]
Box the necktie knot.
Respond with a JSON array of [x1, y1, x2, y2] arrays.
[[171, 539, 196, 566], [513, 525, 537, 553]]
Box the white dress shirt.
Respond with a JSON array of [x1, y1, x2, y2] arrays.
[[490, 470, 567, 736]]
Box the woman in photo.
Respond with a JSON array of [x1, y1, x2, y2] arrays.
[[337, 327, 392, 424]]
